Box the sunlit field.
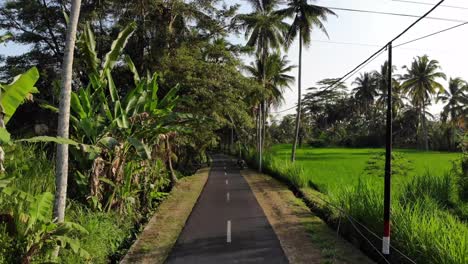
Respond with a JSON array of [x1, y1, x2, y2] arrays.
[[270, 144, 461, 194]]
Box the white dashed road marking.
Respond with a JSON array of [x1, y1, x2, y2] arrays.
[[227, 220, 231, 243]]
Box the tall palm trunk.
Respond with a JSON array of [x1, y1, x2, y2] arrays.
[[258, 38, 268, 172], [54, 0, 82, 223], [421, 99, 429, 151], [422, 113, 429, 151], [291, 31, 302, 162]]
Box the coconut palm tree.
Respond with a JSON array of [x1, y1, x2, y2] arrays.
[[54, 0, 82, 224], [400, 55, 446, 151], [233, 0, 288, 170], [373, 62, 406, 117], [276, 0, 336, 162], [244, 52, 296, 108], [437, 77, 468, 149], [352, 72, 378, 118]]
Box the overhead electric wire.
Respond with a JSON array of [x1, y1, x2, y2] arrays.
[[322, 0, 447, 91], [391, 0, 468, 10], [322, 6, 467, 23], [394, 21, 468, 47], [270, 105, 296, 114], [313, 39, 449, 53]]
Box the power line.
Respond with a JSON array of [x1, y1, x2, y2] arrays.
[[391, 0, 468, 10], [312, 39, 450, 53], [394, 21, 468, 47], [270, 105, 296, 114], [323, 6, 467, 23], [323, 0, 447, 91]]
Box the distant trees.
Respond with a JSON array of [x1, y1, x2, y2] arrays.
[[275, 56, 467, 152]]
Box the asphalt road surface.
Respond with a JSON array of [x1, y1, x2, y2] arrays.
[[166, 154, 288, 264]]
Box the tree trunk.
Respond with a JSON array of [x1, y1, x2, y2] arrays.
[[166, 137, 178, 186], [262, 103, 267, 153], [421, 101, 429, 151], [291, 31, 302, 162], [54, 0, 81, 223], [258, 103, 263, 172]]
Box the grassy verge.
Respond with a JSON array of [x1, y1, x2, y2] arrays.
[[120, 167, 210, 264], [243, 148, 468, 264], [242, 169, 373, 264]]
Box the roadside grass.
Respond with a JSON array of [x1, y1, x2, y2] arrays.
[[244, 145, 468, 263], [241, 169, 373, 264], [120, 168, 210, 264]]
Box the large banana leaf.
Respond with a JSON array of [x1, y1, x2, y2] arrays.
[[0, 67, 39, 124], [125, 55, 140, 86], [17, 136, 101, 154], [0, 127, 11, 144], [127, 137, 151, 159], [147, 73, 159, 111], [78, 23, 99, 74], [101, 22, 137, 76], [114, 101, 129, 128], [71, 92, 87, 119], [158, 84, 180, 110], [106, 70, 119, 102]]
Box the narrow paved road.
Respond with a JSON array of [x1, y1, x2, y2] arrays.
[[166, 154, 288, 264]]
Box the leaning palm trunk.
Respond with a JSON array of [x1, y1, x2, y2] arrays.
[[291, 32, 303, 162], [54, 0, 82, 223]]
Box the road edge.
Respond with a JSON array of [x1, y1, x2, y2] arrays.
[[241, 169, 374, 264], [120, 167, 210, 264]]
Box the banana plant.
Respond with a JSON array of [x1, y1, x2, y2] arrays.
[[0, 184, 89, 263], [0, 67, 40, 172]]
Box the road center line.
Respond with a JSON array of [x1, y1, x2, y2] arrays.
[[226, 192, 230, 202], [227, 220, 231, 243], [224, 172, 227, 176], [226, 179, 228, 185]]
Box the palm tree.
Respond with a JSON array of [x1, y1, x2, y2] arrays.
[[400, 55, 446, 150], [437, 77, 468, 149], [244, 52, 296, 108], [234, 0, 288, 170], [54, 0, 82, 224], [373, 62, 406, 117], [276, 0, 336, 162], [352, 72, 378, 118]]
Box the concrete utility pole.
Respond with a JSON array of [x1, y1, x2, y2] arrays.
[[383, 42, 393, 257]]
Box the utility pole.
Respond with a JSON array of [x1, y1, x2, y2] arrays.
[[383, 42, 393, 257]]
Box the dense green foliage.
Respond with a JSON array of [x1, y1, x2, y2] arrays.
[[1, 0, 467, 263]]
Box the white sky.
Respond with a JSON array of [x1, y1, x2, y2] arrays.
[[230, 0, 468, 120], [1, 0, 467, 121]]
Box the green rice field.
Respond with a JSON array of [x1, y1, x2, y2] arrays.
[[270, 144, 462, 195]]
